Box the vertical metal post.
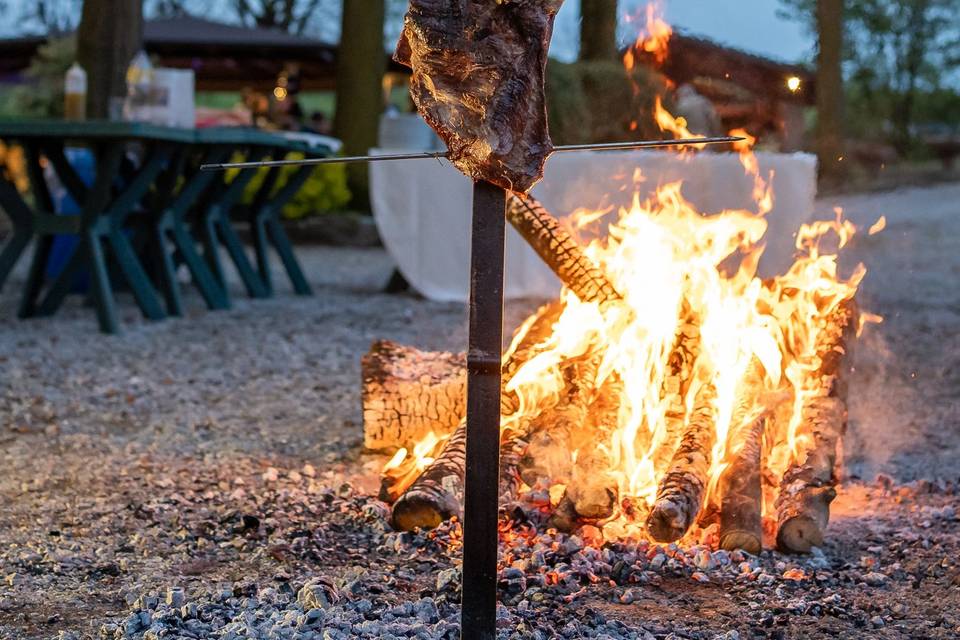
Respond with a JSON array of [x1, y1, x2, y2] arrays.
[[460, 180, 506, 640]]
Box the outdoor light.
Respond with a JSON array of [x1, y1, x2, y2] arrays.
[[273, 86, 288, 101], [786, 76, 802, 92]]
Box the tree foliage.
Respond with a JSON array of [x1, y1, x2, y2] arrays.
[[229, 0, 331, 35], [780, 0, 960, 151], [3, 36, 76, 118]]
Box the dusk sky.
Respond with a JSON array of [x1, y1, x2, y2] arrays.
[[2, 0, 816, 67], [552, 0, 814, 64]]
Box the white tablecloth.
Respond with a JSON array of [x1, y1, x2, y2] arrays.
[[370, 149, 817, 302]]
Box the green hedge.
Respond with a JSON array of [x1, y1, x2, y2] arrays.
[[545, 59, 675, 145]]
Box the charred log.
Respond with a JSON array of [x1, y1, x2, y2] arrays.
[[653, 319, 700, 475], [775, 396, 845, 553], [517, 354, 600, 484], [362, 340, 466, 452], [567, 375, 621, 520], [390, 423, 466, 531], [547, 492, 579, 532], [719, 416, 766, 555], [391, 302, 563, 529], [506, 193, 622, 305], [646, 380, 717, 542], [775, 301, 857, 553]]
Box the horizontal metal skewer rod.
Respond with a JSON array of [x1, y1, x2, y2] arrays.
[[199, 135, 744, 171]]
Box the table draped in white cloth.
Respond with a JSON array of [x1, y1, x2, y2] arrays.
[[370, 149, 817, 302]]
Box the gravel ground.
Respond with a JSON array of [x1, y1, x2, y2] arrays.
[[1, 182, 958, 639]]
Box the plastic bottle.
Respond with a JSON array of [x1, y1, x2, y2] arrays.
[[125, 50, 154, 122], [64, 63, 87, 121]]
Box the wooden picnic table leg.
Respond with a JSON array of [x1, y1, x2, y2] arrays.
[[33, 141, 167, 324], [196, 147, 269, 300], [81, 143, 125, 333], [150, 220, 183, 316], [85, 229, 118, 334], [17, 144, 57, 318], [251, 163, 314, 296], [169, 219, 230, 311], [25, 140, 96, 318], [161, 152, 231, 312], [145, 146, 231, 313], [27, 140, 96, 317], [27, 142, 127, 332], [0, 176, 34, 293], [141, 147, 189, 316], [102, 144, 171, 321], [33, 241, 86, 317], [248, 164, 282, 296]]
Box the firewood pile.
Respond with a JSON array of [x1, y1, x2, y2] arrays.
[[365, 193, 866, 554]]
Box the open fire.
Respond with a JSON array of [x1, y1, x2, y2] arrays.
[[368, 2, 881, 555]]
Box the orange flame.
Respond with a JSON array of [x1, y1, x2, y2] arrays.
[[381, 1, 882, 548], [625, 1, 672, 68], [381, 431, 448, 500]]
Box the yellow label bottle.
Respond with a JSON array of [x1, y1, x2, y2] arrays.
[[64, 63, 87, 121]]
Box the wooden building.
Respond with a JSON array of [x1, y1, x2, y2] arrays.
[[639, 32, 816, 151], [0, 15, 401, 92]]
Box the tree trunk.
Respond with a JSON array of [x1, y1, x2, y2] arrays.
[[334, 0, 386, 209], [891, 3, 927, 156], [580, 0, 619, 62], [76, 0, 143, 119], [815, 0, 845, 185]]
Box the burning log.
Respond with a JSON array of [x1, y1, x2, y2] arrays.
[[646, 379, 717, 542], [361, 341, 466, 452], [506, 193, 621, 305], [390, 302, 563, 529], [654, 319, 700, 475], [775, 302, 857, 553], [567, 453, 618, 520], [517, 354, 599, 485], [775, 397, 845, 553], [548, 493, 580, 532], [719, 416, 766, 555], [390, 420, 467, 531], [391, 205, 625, 531], [566, 375, 621, 520]]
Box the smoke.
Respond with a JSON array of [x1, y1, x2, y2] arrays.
[[843, 326, 924, 481]]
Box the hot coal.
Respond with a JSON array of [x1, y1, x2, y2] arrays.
[[64, 471, 960, 640]]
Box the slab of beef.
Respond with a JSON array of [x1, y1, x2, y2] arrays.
[[395, 0, 564, 193]]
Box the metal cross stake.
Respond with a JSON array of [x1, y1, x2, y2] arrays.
[[461, 180, 507, 640]]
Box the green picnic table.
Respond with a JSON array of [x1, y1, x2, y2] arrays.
[[0, 120, 333, 333]]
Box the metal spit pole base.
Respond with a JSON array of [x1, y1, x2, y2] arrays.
[[460, 180, 506, 640]]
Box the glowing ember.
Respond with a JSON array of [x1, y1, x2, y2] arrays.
[[381, 431, 448, 501]]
